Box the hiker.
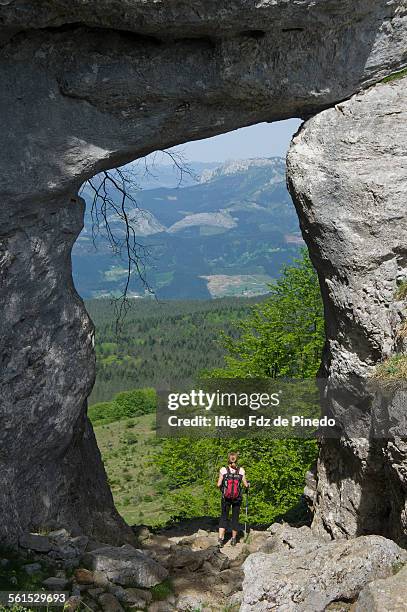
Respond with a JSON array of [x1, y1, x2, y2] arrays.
[[217, 451, 249, 547]]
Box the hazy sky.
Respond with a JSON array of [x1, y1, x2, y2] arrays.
[[167, 118, 302, 163]]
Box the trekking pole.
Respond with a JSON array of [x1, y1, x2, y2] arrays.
[[244, 483, 250, 538]]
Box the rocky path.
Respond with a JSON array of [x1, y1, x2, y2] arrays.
[[4, 524, 407, 611], [136, 526, 270, 611], [2, 526, 269, 612]]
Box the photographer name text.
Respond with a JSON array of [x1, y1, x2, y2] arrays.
[[167, 414, 335, 429]]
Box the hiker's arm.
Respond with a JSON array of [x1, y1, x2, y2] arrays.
[[241, 470, 249, 488], [217, 470, 224, 488]]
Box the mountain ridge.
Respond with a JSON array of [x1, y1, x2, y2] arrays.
[[73, 156, 303, 299]]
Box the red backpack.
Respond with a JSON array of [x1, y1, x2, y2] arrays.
[[222, 466, 242, 501]]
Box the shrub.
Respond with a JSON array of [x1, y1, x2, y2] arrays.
[[88, 401, 117, 425], [114, 388, 157, 418], [88, 388, 157, 425], [123, 432, 138, 445], [150, 579, 173, 601]]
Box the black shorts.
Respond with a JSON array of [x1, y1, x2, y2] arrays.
[[219, 498, 241, 531]]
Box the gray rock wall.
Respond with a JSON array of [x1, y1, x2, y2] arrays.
[[0, 194, 132, 544], [0, 0, 406, 543], [287, 76, 407, 543]]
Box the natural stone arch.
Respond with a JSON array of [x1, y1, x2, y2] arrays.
[[0, 1, 406, 545]]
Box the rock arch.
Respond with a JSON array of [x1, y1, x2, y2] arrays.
[[0, 1, 406, 545]]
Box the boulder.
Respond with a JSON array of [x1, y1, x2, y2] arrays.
[[122, 587, 153, 607], [87, 587, 105, 600], [241, 535, 407, 611], [168, 545, 229, 572], [98, 593, 124, 612], [354, 563, 407, 611], [48, 532, 89, 561], [83, 544, 168, 588], [260, 523, 323, 555], [133, 526, 151, 543], [48, 529, 70, 539], [74, 568, 95, 585], [42, 576, 71, 591], [175, 594, 208, 612], [92, 570, 112, 588], [228, 590, 243, 607], [19, 533, 52, 553], [191, 536, 214, 551]]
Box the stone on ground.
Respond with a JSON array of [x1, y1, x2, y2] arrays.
[[19, 533, 52, 553], [83, 544, 168, 587], [74, 568, 95, 584], [98, 592, 124, 612], [241, 534, 407, 611], [23, 562, 42, 574], [42, 576, 71, 590]]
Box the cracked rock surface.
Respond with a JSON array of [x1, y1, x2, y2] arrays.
[[287, 76, 407, 543]]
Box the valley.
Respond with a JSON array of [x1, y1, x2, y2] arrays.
[[73, 158, 303, 300]]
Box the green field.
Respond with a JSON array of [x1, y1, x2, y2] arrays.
[[95, 413, 170, 526]]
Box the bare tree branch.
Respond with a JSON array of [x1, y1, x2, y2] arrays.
[[81, 149, 197, 331]]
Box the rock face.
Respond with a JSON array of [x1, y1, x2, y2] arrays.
[[241, 529, 407, 611], [0, 196, 132, 545], [354, 563, 407, 611], [287, 76, 407, 544], [0, 1, 406, 544]]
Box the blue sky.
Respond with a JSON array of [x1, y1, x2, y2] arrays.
[[167, 119, 302, 163]]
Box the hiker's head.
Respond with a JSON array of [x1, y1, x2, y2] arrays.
[[228, 451, 239, 468]]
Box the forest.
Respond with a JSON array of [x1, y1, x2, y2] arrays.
[[87, 297, 261, 404]]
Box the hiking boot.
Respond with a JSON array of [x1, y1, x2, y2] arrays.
[[230, 537, 237, 547], [218, 538, 225, 548]]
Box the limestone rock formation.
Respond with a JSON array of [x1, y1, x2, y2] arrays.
[[260, 522, 322, 555], [354, 563, 407, 611], [0, 0, 406, 545], [241, 531, 407, 611], [287, 75, 407, 543]]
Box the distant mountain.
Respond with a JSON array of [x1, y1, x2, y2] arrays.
[[125, 159, 220, 190], [72, 157, 304, 299]]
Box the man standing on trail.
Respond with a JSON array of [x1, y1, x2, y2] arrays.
[[217, 451, 249, 547]]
